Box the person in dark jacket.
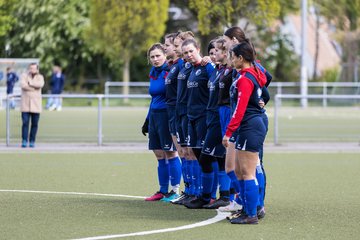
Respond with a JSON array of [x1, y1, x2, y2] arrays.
[[6, 67, 19, 109], [46, 65, 65, 111]]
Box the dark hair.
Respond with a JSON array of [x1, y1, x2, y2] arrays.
[[231, 42, 255, 63], [147, 43, 166, 61], [164, 32, 179, 44], [29, 62, 39, 69], [224, 26, 247, 43], [215, 37, 227, 51], [182, 38, 200, 49], [207, 39, 216, 54]]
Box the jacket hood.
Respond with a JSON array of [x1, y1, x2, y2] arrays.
[[240, 66, 267, 88]]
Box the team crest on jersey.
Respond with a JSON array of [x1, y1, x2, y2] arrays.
[[208, 81, 215, 91], [165, 77, 171, 85], [170, 66, 177, 73], [257, 88, 262, 98], [185, 62, 191, 69], [195, 69, 202, 76]]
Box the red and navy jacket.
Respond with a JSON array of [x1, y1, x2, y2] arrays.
[[187, 62, 215, 120], [176, 61, 193, 115], [165, 58, 184, 106], [225, 66, 267, 137], [146, 63, 169, 119]]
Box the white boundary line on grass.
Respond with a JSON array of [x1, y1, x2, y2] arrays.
[[0, 189, 227, 240]]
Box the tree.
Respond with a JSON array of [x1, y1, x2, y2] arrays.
[[86, 0, 169, 97], [318, 0, 360, 82], [8, 0, 91, 78], [188, 0, 282, 35], [0, 0, 18, 56]]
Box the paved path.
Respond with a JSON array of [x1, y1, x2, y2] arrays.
[[0, 142, 359, 153]]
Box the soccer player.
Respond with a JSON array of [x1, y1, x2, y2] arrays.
[[142, 43, 180, 201], [223, 42, 268, 224], [220, 27, 271, 217], [181, 38, 216, 208], [160, 32, 184, 202], [171, 31, 198, 205]]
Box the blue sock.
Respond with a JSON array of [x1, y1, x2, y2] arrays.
[[211, 161, 219, 199], [256, 165, 265, 207], [182, 158, 190, 194], [218, 171, 231, 199], [201, 172, 214, 201], [193, 160, 202, 196], [238, 180, 245, 207], [168, 157, 182, 187], [157, 159, 169, 194], [188, 160, 195, 195], [227, 171, 240, 193], [244, 179, 259, 217]]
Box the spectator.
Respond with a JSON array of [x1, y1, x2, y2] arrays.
[[20, 63, 44, 148], [46, 65, 64, 111], [6, 67, 19, 109]]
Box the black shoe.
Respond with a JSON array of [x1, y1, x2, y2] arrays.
[[257, 206, 266, 219], [171, 192, 188, 205], [184, 197, 210, 209], [230, 214, 259, 224], [181, 195, 197, 205], [203, 197, 230, 209], [226, 208, 245, 220]]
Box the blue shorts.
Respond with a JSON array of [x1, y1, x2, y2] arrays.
[[187, 115, 207, 148], [235, 116, 267, 152], [148, 108, 174, 151], [202, 112, 226, 157], [219, 105, 231, 136], [166, 105, 176, 135]]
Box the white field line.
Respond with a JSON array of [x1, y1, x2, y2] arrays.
[[0, 189, 227, 240], [0, 189, 146, 199], [72, 210, 227, 240]]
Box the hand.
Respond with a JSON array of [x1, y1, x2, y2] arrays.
[[259, 99, 265, 108], [201, 56, 211, 66], [141, 119, 149, 136], [222, 135, 230, 148]]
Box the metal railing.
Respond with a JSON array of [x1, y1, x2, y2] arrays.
[[104, 81, 360, 107], [5, 94, 150, 146], [273, 94, 360, 145]]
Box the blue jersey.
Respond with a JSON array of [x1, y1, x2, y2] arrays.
[[207, 65, 225, 113], [6, 72, 19, 94], [218, 66, 233, 106], [50, 72, 65, 94], [147, 63, 168, 118], [165, 58, 183, 106], [230, 69, 240, 115], [176, 61, 192, 114], [187, 62, 215, 120]]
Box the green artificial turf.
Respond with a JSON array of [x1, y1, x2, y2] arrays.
[[0, 152, 359, 239]]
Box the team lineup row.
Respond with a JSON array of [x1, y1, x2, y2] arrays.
[[142, 26, 272, 225]]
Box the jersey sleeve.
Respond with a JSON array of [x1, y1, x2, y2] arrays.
[[225, 77, 254, 137], [261, 86, 270, 105], [205, 63, 215, 78]]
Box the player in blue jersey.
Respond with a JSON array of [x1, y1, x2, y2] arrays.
[[223, 42, 268, 224], [142, 43, 181, 201], [170, 31, 199, 205], [158, 32, 184, 202], [180, 38, 217, 208]]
